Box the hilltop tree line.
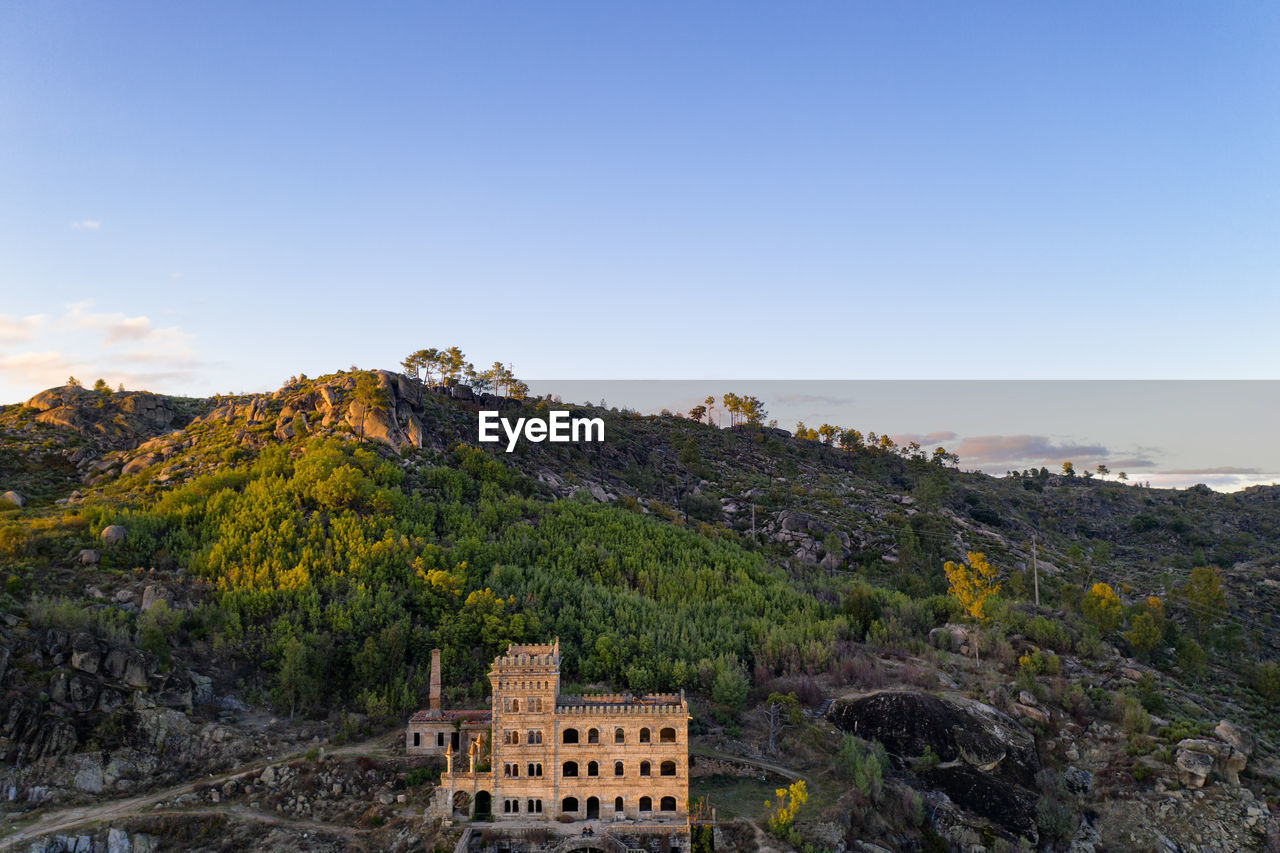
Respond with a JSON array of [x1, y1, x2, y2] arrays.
[[400, 346, 529, 399]]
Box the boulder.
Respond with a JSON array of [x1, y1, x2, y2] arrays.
[[101, 525, 126, 545], [829, 690, 1039, 840], [70, 634, 102, 674], [1063, 766, 1092, 795], [1214, 720, 1255, 756], [140, 585, 169, 613], [107, 827, 131, 853], [72, 755, 105, 793], [77, 549, 100, 566], [1174, 737, 1249, 787], [68, 674, 101, 712], [121, 454, 159, 476], [1, 490, 25, 508]]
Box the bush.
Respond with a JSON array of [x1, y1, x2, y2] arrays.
[[1176, 637, 1207, 678], [1253, 661, 1280, 703], [836, 735, 887, 802]]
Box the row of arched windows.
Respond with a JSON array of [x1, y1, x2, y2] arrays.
[[561, 760, 676, 778], [559, 796, 677, 814], [561, 726, 677, 745]]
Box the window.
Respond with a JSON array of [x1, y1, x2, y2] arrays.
[[563, 761, 578, 777], [527, 730, 543, 744], [512, 699, 520, 712], [660, 796, 677, 812], [504, 799, 519, 814], [563, 728, 579, 744], [503, 763, 519, 777], [527, 763, 543, 777], [504, 730, 520, 745], [437, 732, 445, 747], [587, 728, 599, 744], [660, 727, 676, 743], [614, 761, 624, 777], [587, 761, 598, 777], [614, 797, 624, 813], [660, 760, 676, 777], [527, 799, 543, 814], [614, 727, 625, 744], [413, 732, 420, 747], [639, 727, 651, 743], [639, 796, 652, 812], [562, 796, 579, 814], [640, 761, 651, 777], [528, 697, 543, 712]]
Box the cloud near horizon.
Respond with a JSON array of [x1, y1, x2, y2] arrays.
[[956, 434, 1110, 466], [0, 303, 205, 400], [70, 220, 101, 231]]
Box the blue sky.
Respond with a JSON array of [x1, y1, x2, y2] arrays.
[[2, 3, 1278, 486]]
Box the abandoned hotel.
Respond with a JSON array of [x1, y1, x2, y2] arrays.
[[406, 641, 691, 825]]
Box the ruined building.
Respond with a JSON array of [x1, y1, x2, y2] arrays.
[[407, 641, 690, 823]]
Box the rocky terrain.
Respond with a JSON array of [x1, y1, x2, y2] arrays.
[[2, 370, 1279, 851]]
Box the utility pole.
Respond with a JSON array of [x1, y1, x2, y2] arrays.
[[1032, 536, 1040, 608]]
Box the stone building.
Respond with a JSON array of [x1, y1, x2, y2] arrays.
[[405, 649, 491, 757], [409, 640, 690, 824]]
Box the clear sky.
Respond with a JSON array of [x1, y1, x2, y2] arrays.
[[2, 3, 1278, 486]]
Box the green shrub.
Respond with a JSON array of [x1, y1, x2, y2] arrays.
[[836, 735, 887, 803]]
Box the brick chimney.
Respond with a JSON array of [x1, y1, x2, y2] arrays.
[[430, 648, 442, 715]]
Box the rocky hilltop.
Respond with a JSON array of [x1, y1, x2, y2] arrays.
[[1, 369, 1278, 851]]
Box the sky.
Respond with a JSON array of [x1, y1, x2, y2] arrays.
[[1, 2, 1278, 488]]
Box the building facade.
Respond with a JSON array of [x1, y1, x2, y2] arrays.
[[411, 640, 690, 823]]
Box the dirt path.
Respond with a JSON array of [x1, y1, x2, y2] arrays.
[[690, 746, 805, 782], [0, 732, 399, 849]]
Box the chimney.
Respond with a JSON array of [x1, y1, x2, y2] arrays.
[[430, 648, 442, 714]]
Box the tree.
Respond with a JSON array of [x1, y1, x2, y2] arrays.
[[93, 378, 110, 398], [704, 396, 717, 426], [687, 404, 707, 422], [1061, 461, 1075, 477], [1118, 471, 1128, 482], [1082, 582, 1124, 634], [66, 376, 81, 388], [274, 635, 319, 720], [943, 551, 1001, 663], [351, 372, 389, 441], [1096, 464, 1110, 480], [762, 692, 802, 754], [1125, 611, 1162, 659], [1182, 565, 1227, 636]]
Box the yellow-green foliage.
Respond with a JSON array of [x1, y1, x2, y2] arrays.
[[765, 780, 808, 836], [1081, 582, 1123, 634]]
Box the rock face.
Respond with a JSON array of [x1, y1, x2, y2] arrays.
[[1175, 726, 1252, 788], [24, 386, 178, 444], [829, 690, 1040, 841], [1, 490, 25, 508]]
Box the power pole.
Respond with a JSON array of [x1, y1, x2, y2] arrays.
[[1032, 536, 1040, 608]]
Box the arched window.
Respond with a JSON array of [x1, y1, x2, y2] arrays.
[[562, 796, 579, 814], [614, 797, 624, 813], [563, 728, 579, 744], [527, 730, 543, 744], [528, 763, 543, 777], [614, 761, 624, 776], [660, 727, 676, 743], [615, 727, 625, 744], [639, 796, 652, 812], [511, 699, 519, 712], [587, 761, 599, 777], [660, 796, 677, 812], [660, 760, 676, 777], [563, 761, 578, 777], [587, 728, 599, 744], [639, 727, 651, 743], [639, 761, 651, 777]]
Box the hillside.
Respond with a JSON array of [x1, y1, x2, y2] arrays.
[[1, 369, 1278, 852]]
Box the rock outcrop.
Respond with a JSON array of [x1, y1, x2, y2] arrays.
[[1174, 723, 1253, 788], [829, 690, 1040, 841], [1, 490, 25, 508]]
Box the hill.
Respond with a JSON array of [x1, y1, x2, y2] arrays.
[[1, 368, 1278, 851]]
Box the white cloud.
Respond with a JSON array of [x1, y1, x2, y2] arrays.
[[0, 302, 205, 400], [70, 220, 101, 231], [0, 314, 46, 343]]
